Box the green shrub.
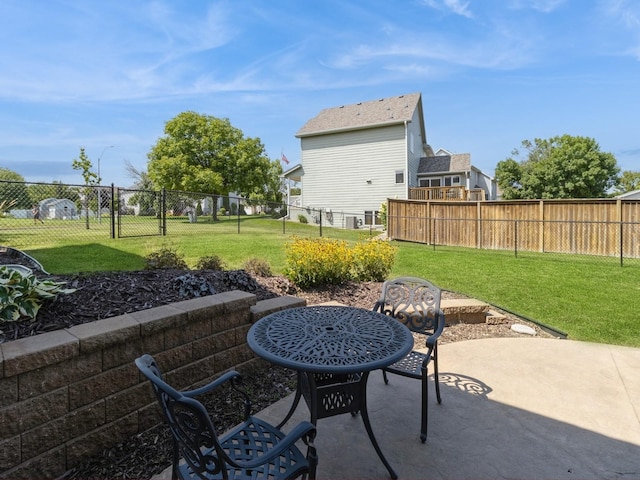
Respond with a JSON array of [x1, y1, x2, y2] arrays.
[[284, 237, 398, 287], [196, 255, 226, 271], [351, 238, 397, 281], [379, 201, 388, 230], [219, 207, 227, 216], [284, 237, 353, 288], [242, 258, 272, 277], [0, 267, 76, 322], [144, 246, 188, 270], [298, 214, 308, 224]]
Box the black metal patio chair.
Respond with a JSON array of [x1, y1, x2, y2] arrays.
[[135, 354, 317, 480], [373, 277, 446, 443]]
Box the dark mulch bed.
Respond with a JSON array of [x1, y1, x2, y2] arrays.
[[0, 247, 552, 479]]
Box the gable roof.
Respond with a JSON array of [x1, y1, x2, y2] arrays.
[[616, 189, 640, 199], [296, 92, 423, 138], [417, 154, 471, 174]]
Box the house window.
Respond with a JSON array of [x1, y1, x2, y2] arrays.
[[365, 211, 382, 225], [444, 175, 461, 187], [420, 178, 441, 187], [395, 170, 404, 184]]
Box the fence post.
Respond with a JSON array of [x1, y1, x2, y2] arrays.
[[237, 199, 240, 234], [161, 188, 167, 236], [282, 205, 286, 234], [432, 217, 436, 251], [514, 219, 518, 258], [319, 209, 323, 237], [618, 199, 624, 267], [110, 184, 115, 239]]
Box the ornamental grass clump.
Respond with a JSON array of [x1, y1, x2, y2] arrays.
[[285, 237, 353, 288], [351, 238, 397, 282]]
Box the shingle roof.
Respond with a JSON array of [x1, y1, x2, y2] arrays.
[[296, 92, 422, 137], [417, 153, 471, 174]]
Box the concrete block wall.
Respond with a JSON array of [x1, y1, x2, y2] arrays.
[[0, 291, 306, 479]]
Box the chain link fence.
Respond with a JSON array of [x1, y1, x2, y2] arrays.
[[0, 180, 379, 250], [3, 180, 637, 266]]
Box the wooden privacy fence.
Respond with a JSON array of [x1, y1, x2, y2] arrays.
[[387, 198, 640, 260]]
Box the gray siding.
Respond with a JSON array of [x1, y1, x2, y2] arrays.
[[406, 108, 424, 188], [300, 125, 406, 217]]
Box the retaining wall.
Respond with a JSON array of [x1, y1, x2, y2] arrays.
[[0, 291, 305, 479]]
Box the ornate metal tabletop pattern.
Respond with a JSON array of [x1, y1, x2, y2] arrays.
[[247, 306, 413, 374]]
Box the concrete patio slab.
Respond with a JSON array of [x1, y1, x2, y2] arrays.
[[153, 338, 640, 479]]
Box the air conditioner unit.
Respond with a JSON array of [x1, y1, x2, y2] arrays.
[[345, 216, 358, 229]]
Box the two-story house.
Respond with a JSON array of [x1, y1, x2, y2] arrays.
[[285, 92, 495, 228]]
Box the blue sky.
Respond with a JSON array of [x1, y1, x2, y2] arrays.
[[1, 0, 638, 187]]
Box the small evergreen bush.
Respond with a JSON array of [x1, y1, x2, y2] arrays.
[[298, 214, 308, 224], [242, 258, 272, 277], [196, 255, 226, 271], [144, 246, 188, 270]]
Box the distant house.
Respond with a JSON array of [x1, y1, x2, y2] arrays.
[[286, 92, 495, 228], [616, 189, 640, 200], [417, 148, 496, 200]]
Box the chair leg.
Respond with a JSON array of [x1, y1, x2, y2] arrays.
[[382, 369, 389, 385], [433, 344, 442, 404], [420, 371, 428, 443]]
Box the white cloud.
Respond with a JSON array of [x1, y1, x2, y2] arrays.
[[508, 0, 567, 13], [603, 0, 640, 28], [422, 0, 474, 18]]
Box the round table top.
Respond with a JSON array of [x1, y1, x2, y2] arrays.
[[247, 305, 413, 374]]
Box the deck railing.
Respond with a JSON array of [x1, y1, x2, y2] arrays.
[[408, 186, 486, 201]]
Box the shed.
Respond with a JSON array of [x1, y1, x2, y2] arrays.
[[40, 198, 78, 220]]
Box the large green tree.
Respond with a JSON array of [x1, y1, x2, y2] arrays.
[[0, 167, 30, 209], [147, 111, 280, 219], [615, 170, 640, 194], [495, 135, 619, 199]]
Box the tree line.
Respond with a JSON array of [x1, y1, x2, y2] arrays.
[[494, 134, 639, 199], [1, 113, 639, 216]]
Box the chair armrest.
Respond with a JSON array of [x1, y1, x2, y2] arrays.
[[372, 301, 384, 313], [426, 310, 446, 349], [230, 420, 317, 470], [181, 370, 243, 398], [182, 370, 252, 418]]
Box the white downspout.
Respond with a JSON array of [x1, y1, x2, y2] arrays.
[[404, 121, 409, 199]]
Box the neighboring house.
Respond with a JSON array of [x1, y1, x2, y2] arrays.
[[417, 148, 497, 199], [616, 189, 640, 200], [287, 92, 495, 228]]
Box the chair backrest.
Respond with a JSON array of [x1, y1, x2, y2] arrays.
[[374, 277, 443, 334], [135, 354, 226, 479]]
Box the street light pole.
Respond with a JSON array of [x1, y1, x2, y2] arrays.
[[97, 146, 114, 224]]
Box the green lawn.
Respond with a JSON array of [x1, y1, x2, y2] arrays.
[[12, 218, 639, 347]]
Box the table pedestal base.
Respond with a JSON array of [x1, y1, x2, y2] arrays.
[[278, 371, 398, 480]]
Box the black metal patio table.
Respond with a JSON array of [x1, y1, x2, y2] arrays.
[[247, 305, 414, 479]]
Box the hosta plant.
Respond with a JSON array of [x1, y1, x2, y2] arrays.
[[0, 266, 76, 322]]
